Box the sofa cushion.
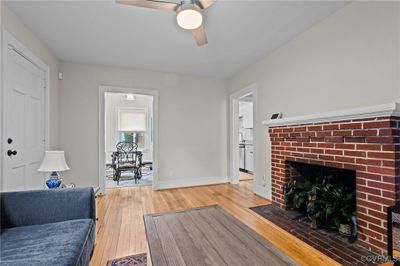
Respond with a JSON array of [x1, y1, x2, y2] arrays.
[[0, 219, 95, 266]]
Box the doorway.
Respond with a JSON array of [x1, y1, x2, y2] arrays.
[[229, 84, 257, 187], [238, 94, 254, 181], [105, 92, 153, 188], [99, 86, 158, 194], [2, 31, 49, 192]]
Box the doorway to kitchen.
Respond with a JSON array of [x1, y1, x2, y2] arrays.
[[238, 94, 254, 182], [99, 86, 159, 194], [229, 84, 257, 189]]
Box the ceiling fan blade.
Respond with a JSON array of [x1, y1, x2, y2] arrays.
[[197, 0, 215, 9], [116, 0, 178, 10], [191, 25, 208, 46]]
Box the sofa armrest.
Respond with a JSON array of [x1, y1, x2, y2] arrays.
[[1, 187, 95, 229]]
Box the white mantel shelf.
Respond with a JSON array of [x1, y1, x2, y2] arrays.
[[262, 103, 400, 127]]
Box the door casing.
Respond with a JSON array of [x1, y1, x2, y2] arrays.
[[229, 84, 257, 187], [98, 85, 159, 194]]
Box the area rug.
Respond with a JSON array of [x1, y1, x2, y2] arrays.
[[144, 204, 298, 265], [106, 253, 147, 266]]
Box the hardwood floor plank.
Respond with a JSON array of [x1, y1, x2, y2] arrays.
[[91, 181, 340, 266]]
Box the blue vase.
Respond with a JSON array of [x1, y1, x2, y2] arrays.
[[46, 178, 61, 189], [46, 172, 62, 189]]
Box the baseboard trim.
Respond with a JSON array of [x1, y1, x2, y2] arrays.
[[154, 176, 229, 190], [253, 184, 271, 200]]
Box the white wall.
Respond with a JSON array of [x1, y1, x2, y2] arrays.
[[3, 1, 399, 193], [58, 62, 227, 188], [0, 1, 3, 192], [105, 93, 153, 162], [228, 1, 400, 199]]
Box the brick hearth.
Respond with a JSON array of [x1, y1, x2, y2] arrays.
[[268, 116, 400, 254]]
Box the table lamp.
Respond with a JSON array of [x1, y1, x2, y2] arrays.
[[38, 151, 70, 189]]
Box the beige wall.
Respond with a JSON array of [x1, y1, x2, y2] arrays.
[[228, 1, 400, 199], [2, 1, 399, 193], [1, 4, 60, 148], [59, 62, 228, 187], [0, 1, 2, 191]]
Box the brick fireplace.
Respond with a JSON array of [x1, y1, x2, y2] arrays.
[[265, 104, 400, 254]]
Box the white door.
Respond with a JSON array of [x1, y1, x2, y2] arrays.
[[2, 44, 46, 191]]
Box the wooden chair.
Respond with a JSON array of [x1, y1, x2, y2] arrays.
[[112, 142, 142, 185]]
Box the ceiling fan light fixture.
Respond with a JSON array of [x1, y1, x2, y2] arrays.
[[176, 5, 202, 30]]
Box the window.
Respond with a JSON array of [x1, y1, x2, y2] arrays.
[[118, 108, 147, 149], [119, 131, 145, 149]]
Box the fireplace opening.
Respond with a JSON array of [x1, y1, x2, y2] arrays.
[[284, 161, 357, 238]]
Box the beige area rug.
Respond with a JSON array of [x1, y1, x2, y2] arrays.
[[144, 205, 299, 266]]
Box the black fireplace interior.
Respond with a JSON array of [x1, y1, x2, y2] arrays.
[[287, 161, 356, 190]]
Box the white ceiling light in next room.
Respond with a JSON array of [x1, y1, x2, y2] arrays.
[[126, 94, 136, 101]]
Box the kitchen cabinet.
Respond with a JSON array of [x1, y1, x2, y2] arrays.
[[245, 146, 254, 172], [239, 145, 245, 170], [241, 102, 253, 129]]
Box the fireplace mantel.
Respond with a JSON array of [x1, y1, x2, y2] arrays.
[[263, 102, 400, 127]]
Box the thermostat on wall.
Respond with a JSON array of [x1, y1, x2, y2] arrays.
[[270, 113, 282, 120]]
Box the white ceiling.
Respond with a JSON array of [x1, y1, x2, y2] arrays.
[[5, 1, 348, 78]]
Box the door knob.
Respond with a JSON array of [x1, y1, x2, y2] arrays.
[[7, 150, 17, 157]]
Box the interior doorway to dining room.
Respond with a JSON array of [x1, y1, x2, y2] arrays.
[[103, 91, 154, 189]]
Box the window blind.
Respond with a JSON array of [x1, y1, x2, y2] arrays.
[[118, 110, 147, 131]]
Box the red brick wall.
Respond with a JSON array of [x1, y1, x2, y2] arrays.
[[268, 116, 400, 254]]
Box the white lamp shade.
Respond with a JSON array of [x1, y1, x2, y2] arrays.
[[118, 110, 147, 132], [38, 151, 70, 172]]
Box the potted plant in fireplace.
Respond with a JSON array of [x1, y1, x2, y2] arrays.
[[284, 179, 356, 234], [323, 186, 355, 236], [283, 180, 312, 211], [306, 183, 326, 229]]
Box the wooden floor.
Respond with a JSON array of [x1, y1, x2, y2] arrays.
[[91, 181, 340, 266], [239, 171, 253, 181]]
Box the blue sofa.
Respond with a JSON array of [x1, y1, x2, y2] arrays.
[[0, 188, 96, 266]]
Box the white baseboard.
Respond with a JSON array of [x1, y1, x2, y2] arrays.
[[154, 176, 229, 190], [253, 184, 271, 200]]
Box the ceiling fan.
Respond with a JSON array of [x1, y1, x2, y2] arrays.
[[116, 0, 215, 46]]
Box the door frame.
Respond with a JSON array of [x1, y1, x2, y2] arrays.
[[229, 83, 257, 187], [1, 31, 50, 191], [98, 85, 159, 194]]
